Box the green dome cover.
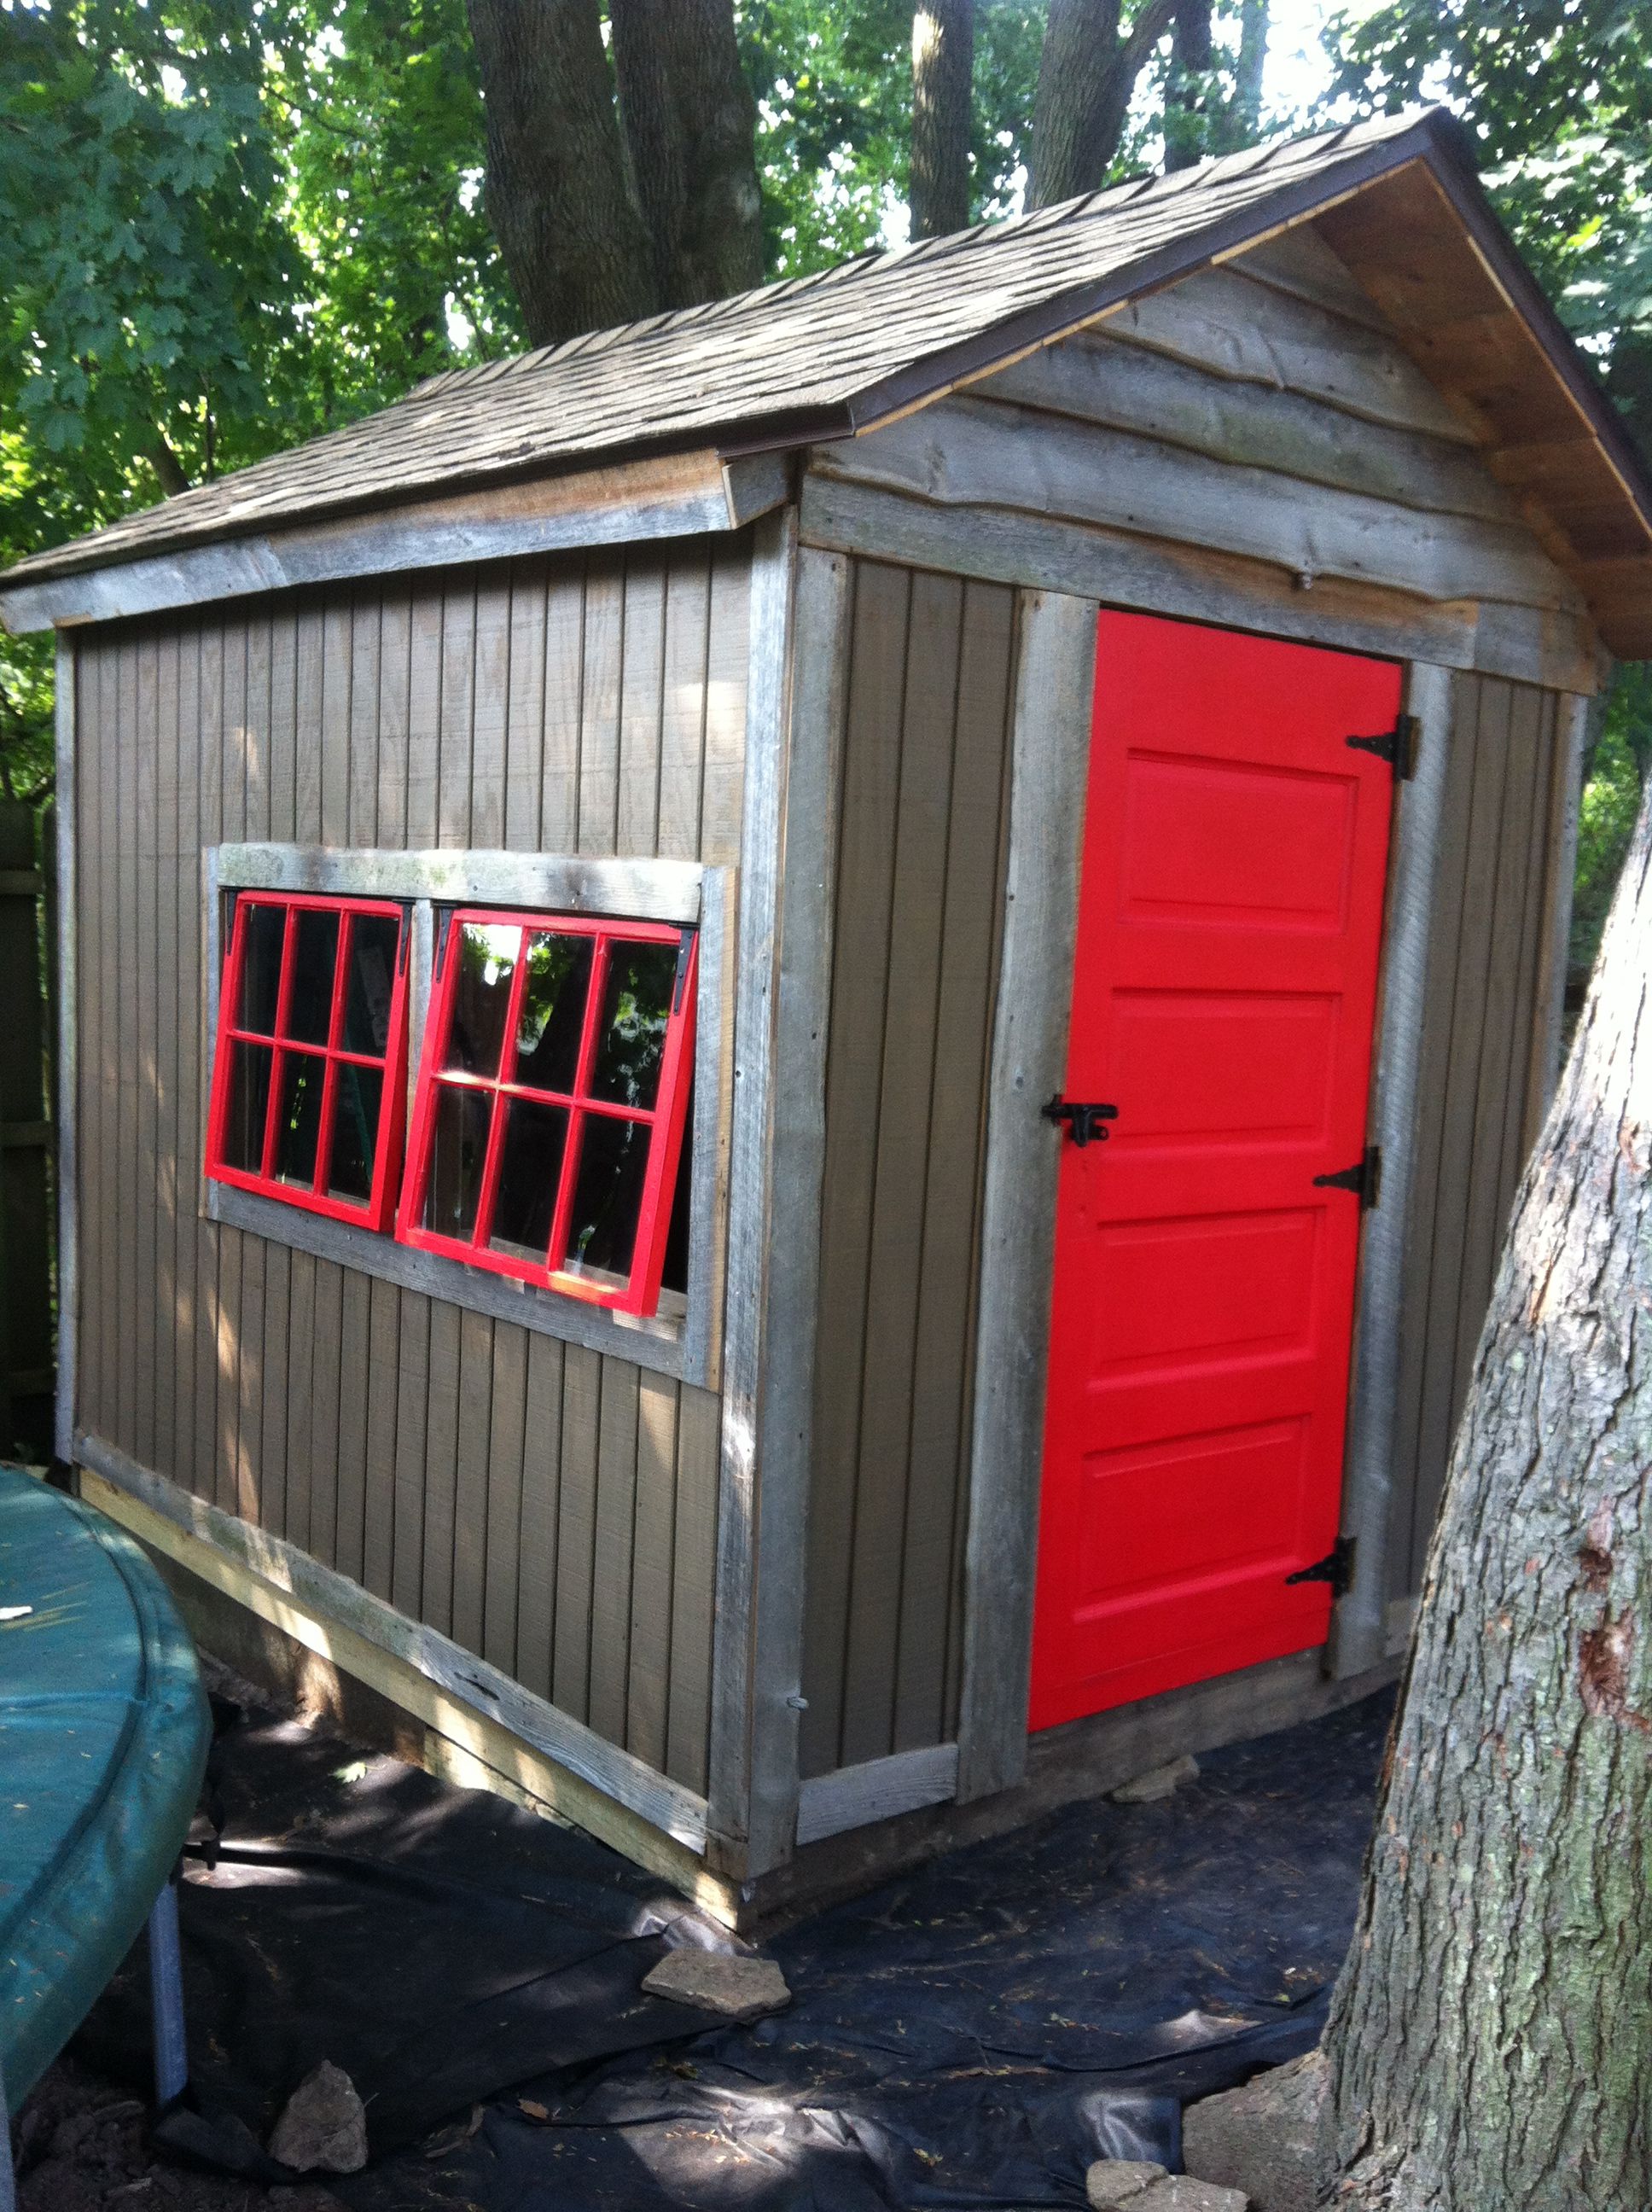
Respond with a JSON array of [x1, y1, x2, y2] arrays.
[[0, 1465, 209, 2104]]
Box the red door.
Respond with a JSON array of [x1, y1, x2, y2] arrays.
[[1028, 611, 1399, 1732]]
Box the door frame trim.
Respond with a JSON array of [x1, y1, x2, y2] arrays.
[[956, 621, 1455, 1802], [956, 588, 1097, 1803]]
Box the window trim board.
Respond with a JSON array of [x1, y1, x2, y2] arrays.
[[202, 846, 732, 1390]]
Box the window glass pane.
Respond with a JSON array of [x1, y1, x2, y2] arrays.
[[660, 1086, 693, 1295], [589, 940, 679, 1110], [237, 905, 286, 1034], [561, 1113, 649, 1287], [288, 909, 340, 1045], [515, 934, 592, 1093], [328, 1064, 383, 1204], [445, 923, 519, 1076], [489, 1097, 568, 1261], [343, 914, 400, 1057], [273, 1053, 327, 1187], [421, 1085, 492, 1242], [221, 1041, 273, 1172]]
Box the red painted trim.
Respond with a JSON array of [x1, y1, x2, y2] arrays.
[[394, 907, 695, 1318], [205, 891, 410, 1233]]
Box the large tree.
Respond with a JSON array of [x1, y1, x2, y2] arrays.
[[1322, 777, 1652, 2208]]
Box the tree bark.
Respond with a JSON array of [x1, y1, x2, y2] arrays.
[[1229, 0, 1268, 148], [1163, 0, 1213, 170], [1028, 0, 1179, 208], [610, 0, 763, 310], [910, 0, 975, 240], [1323, 779, 1652, 2209], [463, 0, 656, 346]]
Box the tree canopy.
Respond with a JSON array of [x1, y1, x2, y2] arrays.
[[2, 0, 1649, 856]]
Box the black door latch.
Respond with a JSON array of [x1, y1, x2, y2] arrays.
[[1043, 1097, 1119, 1147], [1286, 1535, 1356, 1598]]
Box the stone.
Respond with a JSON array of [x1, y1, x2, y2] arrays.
[[639, 1947, 791, 2020], [1085, 2159, 1167, 2208], [1181, 2050, 1324, 2212], [1135, 2181, 1250, 2211], [266, 2061, 369, 2174], [1109, 1755, 1200, 1805]]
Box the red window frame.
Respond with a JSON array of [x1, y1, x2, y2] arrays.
[[206, 891, 410, 1231], [396, 908, 696, 1318]]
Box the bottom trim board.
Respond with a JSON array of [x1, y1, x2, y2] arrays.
[[796, 1743, 960, 1846], [73, 1440, 726, 1911]]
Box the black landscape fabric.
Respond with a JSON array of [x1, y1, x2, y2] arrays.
[[76, 1685, 1393, 2209]]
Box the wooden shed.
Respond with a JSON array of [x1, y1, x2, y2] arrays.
[[7, 107, 1650, 1923]]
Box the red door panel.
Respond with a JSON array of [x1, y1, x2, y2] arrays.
[[1029, 611, 1399, 1732]]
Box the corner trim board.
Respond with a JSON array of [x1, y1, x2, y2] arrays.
[[707, 505, 802, 1871], [1328, 661, 1453, 1677], [955, 588, 1098, 1804], [795, 1743, 960, 1847], [73, 1434, 711, 1851], [53, 637, 77, 1464]]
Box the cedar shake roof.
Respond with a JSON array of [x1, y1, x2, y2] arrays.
[[7, 105, 1650, 656]]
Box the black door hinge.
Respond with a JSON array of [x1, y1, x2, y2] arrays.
[[1287, 1534, 1356, 1598], [1043, 1096, 1119, 1147], [1313, 1144, 1382, 1209], [1347, 712, 1419, 779]]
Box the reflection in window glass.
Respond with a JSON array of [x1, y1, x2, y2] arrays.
[[491, 1097, 568, 1260], [238, 905, 286, 1034], [563, 1113, 649, 1286], [274, 1054, 327, 1185], [422, 1085, 492, 1241], [590, 941, 678, 1109], [223, 1041, 273, 1172], [515, 934, 591, 1093], [288, 909, 340, 1045], [445, 923, 519, 1076], [343, 915, 400, 1056], [328, 1064, 382, 1203]]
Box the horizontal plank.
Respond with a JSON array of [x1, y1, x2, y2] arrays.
[[800, 472, 1600, 696], [1111, 262, 1477, 444], [795, 1742, 960, 1846], [977, 331, 1519, 525], [0, 1121, 52, 1150], [206, 1179, 696, 1380], [1226, 224, 1393, 332], [816, 394, 1579, 611], [0, 869, 44, 896], [75, 1434, 713, 1850], [0, 451, 787, 636], [216, 843, 707, 925]]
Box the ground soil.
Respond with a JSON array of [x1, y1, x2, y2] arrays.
[[13, 2052, 354, 2212]]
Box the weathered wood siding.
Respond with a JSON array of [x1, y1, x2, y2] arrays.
[[72, 538, 747, 1794], [1388, 672, 1572, 1598], [799, 559, 1016, 1778]]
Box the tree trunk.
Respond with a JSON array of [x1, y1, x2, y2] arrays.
[[910, 0, 975, 240], [1028, 0, 1178, 207], [1323, 779, 1652, 2209], [1229, 0, 1268, 148], [464, 0, 656, 346], [1163, 0, 1213, 170], [610, 0, 763, 310]]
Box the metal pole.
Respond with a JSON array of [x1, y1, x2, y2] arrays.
[[0, 2053, 17, 2212], [148, 1873, 189, 2106]]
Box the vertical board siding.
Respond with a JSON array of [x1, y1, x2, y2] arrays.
[[1390, 673, 1565, 1597], [73, 539, 746, 1797], [800, 559, 1016, 1777]]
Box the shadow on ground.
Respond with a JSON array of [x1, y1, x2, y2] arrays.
[[25, 1685, 1392, 2211]]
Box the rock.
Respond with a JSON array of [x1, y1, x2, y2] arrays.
[[266, 2061, 369, 2174], [1135, 2182, 1250, 2211], [1110, 1755, 1200, 1805], [640, 1947, 791, 2020], [1086, 2160, 1167, 2208], [1182, 2050, 1324, 2212], [268, 2192, 352, 2211]]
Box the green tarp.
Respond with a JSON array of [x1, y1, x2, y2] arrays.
[[0, 1465, 209, 2105]]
